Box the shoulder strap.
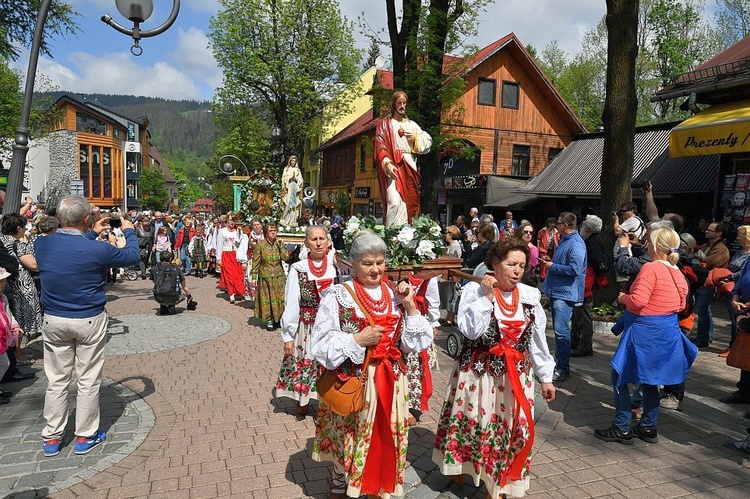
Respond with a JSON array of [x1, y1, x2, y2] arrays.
[[342, 282, 374, 373], [664, 263, 686, 306]]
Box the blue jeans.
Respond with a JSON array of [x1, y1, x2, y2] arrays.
[[696, 286, 714, 344], [179, 246, 192, 274], [611, 370, 660, 432], [551, 298, 575, 374]]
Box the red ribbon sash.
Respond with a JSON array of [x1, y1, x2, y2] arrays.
[[488, 318, 534, 487], [361, 312, 402, 494]]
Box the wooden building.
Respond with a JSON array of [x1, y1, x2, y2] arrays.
[[51, 95, 152, 211], [317, 33, 586, 221]]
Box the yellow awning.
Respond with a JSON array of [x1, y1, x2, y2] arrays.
[[670, 100, 750, 157]]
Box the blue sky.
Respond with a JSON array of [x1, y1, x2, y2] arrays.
[[12, 0, 718, 102]]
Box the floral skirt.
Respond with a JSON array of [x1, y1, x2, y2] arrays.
[[276, 322, 318, 405], [256, 272, 285, 323], [432, 363, 535, 498], [312, 365, 410, 498], [405, 343, 437, 411]]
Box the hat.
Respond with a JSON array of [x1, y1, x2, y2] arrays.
[[0, 267, 11, 280]]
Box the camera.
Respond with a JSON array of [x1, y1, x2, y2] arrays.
[[109, 217, 121, 229]]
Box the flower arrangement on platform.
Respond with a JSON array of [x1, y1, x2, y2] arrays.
[[342, 215, 446, 266]]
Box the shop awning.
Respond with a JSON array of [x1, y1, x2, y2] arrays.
[[670, 100, 750, 157]]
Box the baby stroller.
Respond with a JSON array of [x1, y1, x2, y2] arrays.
[[444, 280, 463, 358], [124, 263, 140, 281]]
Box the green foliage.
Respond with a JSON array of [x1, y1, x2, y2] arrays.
[[363, 38, 381, 70], [139, 165, 169, 211], [209, 0, 362, 164], [714, 0, 750, 47], [333, 188, 351, 218], [341, 215, 446, 267], [0, 60, 22, 140], [0, 0, 79, 60]]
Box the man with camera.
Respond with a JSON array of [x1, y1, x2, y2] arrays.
[[34, 196, 140, 457]]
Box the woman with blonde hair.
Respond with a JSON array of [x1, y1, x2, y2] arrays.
[[595, 227, 698, 445]]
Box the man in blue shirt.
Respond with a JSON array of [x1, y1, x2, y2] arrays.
[[35, 196, 139, 457], [543, 212, 587, 382]]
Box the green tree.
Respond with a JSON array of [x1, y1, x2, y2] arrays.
[[0, 60, 22, 140], [383, 0, 491, 218], [538, 40, 569, 85], [715, 0, 750, 47], [208, 0, 362, 166], [363, 37, 381, 70], [0, 0, 79, 60], [139, 165, 170, 210]]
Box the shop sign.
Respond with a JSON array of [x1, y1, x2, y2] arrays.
[[443, 175, 487, 189], [354, 186, 370, 198]]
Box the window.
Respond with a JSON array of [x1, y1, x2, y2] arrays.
[[79, 145, 90, 197], [548, 147, 563, 164], [76, 111, 107, 135], [360, 140, 367, 172], [113, 128, 120, 139], [354, 203, 368, 217], [511, 145, 530, 176], [502, 81, 520, 109], [80, 145, 114, 198], [477, 78, 496, 106]]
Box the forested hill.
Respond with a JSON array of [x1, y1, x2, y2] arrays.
[[45, 92, 215, 156]]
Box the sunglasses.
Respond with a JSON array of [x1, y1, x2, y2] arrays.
[[522, 230, 533, 235]]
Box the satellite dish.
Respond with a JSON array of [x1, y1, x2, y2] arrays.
[[303, 186, 316, 199], [375, 55, 387, 69], [219, 162, 235, 175]]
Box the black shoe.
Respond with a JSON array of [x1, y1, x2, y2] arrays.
[[691, 338, 709, 348], [266, 321, 275, 331], [1, 372, 36, 383], [167, 306, 177, 315], [552, 370, 570, 382], [0, 398, 9, 405], [720, 390, 750, 404], [594, 424, 633, 445], [571, 348, 594, 357], [159, 305, 169, 316], [0, 390, 12, 398], [632, 424, 658, 443]]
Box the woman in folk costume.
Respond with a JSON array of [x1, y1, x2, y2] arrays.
[[311, 230, 433, 498], [214, 216, 248, 304], [403, 272, 440, 425], [276, 226, 337, 416], [433, 238, 556, 499], [250, 222, 288, 331]]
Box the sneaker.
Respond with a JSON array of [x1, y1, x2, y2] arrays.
[[594, 424, 633, 445], [74, 431, 106, 455], [266, 321, 275, 331], [43, 439, 62, 457], [552, 369, 570, 382], [229, 294, 235, 304], [725, 437, 750, 454], [660, 394, 683, 411], [632, 424, 659, 443]]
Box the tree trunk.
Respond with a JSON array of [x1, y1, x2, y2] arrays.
[[600, 0, 640, 303]]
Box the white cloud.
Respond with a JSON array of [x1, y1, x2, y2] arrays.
[[36, 52, 203, 100], [340, 0, 605, 59], [172, 27, 223, 91]]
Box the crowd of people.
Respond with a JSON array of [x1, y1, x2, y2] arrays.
[[3, 187, 750, 498]]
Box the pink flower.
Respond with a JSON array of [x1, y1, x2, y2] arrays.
[[458, 381, 465, 390], [490, 413, 498, 424], [455, 410, 464, 421], [456, 399, 463, 407], [447, 440, 459, 452]]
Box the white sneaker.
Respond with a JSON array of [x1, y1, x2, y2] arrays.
[[229, 294, 235, 304], [660, 394, 682, 411]]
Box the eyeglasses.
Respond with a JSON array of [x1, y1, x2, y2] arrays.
[[522, 230, 533, 235], [705, 228, 718, 233]]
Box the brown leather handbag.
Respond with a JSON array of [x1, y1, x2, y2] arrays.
[[728, 315, 750, 371], [317, 284, 375, 416]]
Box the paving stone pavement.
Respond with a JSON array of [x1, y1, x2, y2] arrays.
[[1, 273, 750, 498]]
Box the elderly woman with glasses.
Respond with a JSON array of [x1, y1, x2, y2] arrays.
[[516, 222, 538, 274]]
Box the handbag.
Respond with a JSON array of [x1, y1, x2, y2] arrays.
[[317, 284, 374, 416], [728, 316, 750, 370]]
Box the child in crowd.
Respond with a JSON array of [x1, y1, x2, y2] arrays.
[[153, 226, 172, 263], [188, 224, 208, 278], [0, 267, 23, 404]]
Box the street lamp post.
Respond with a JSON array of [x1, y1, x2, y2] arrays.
[[3, 0, 52, 216], [3, 0, 180, 217], [218, 155, 250, 176]]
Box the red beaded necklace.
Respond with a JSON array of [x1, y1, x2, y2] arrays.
[[494, 287, 520, 317], [308, 255, 327, 278], [353, 280, 391, 315]]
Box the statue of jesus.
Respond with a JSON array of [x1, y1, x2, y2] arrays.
[[374, 91, 432, 227]]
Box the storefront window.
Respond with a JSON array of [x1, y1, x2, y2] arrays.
[[76, 111, 107, 135], [103, 148, 112, 197], [91, 146, 101, 197], [79, 145, 90, 197]]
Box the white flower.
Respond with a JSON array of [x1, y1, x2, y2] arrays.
[[396, 226, 416, 245], [344, 221, 360, 235], [429, 225, 441, 237], [416, 240, 436, 259]]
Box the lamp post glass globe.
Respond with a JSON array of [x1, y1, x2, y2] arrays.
[[116, 0, 154, 23]]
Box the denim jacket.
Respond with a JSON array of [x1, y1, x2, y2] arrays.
[[542, 230, 587, 304]]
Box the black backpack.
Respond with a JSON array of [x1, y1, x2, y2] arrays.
[[152, 264, 182, 304]]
